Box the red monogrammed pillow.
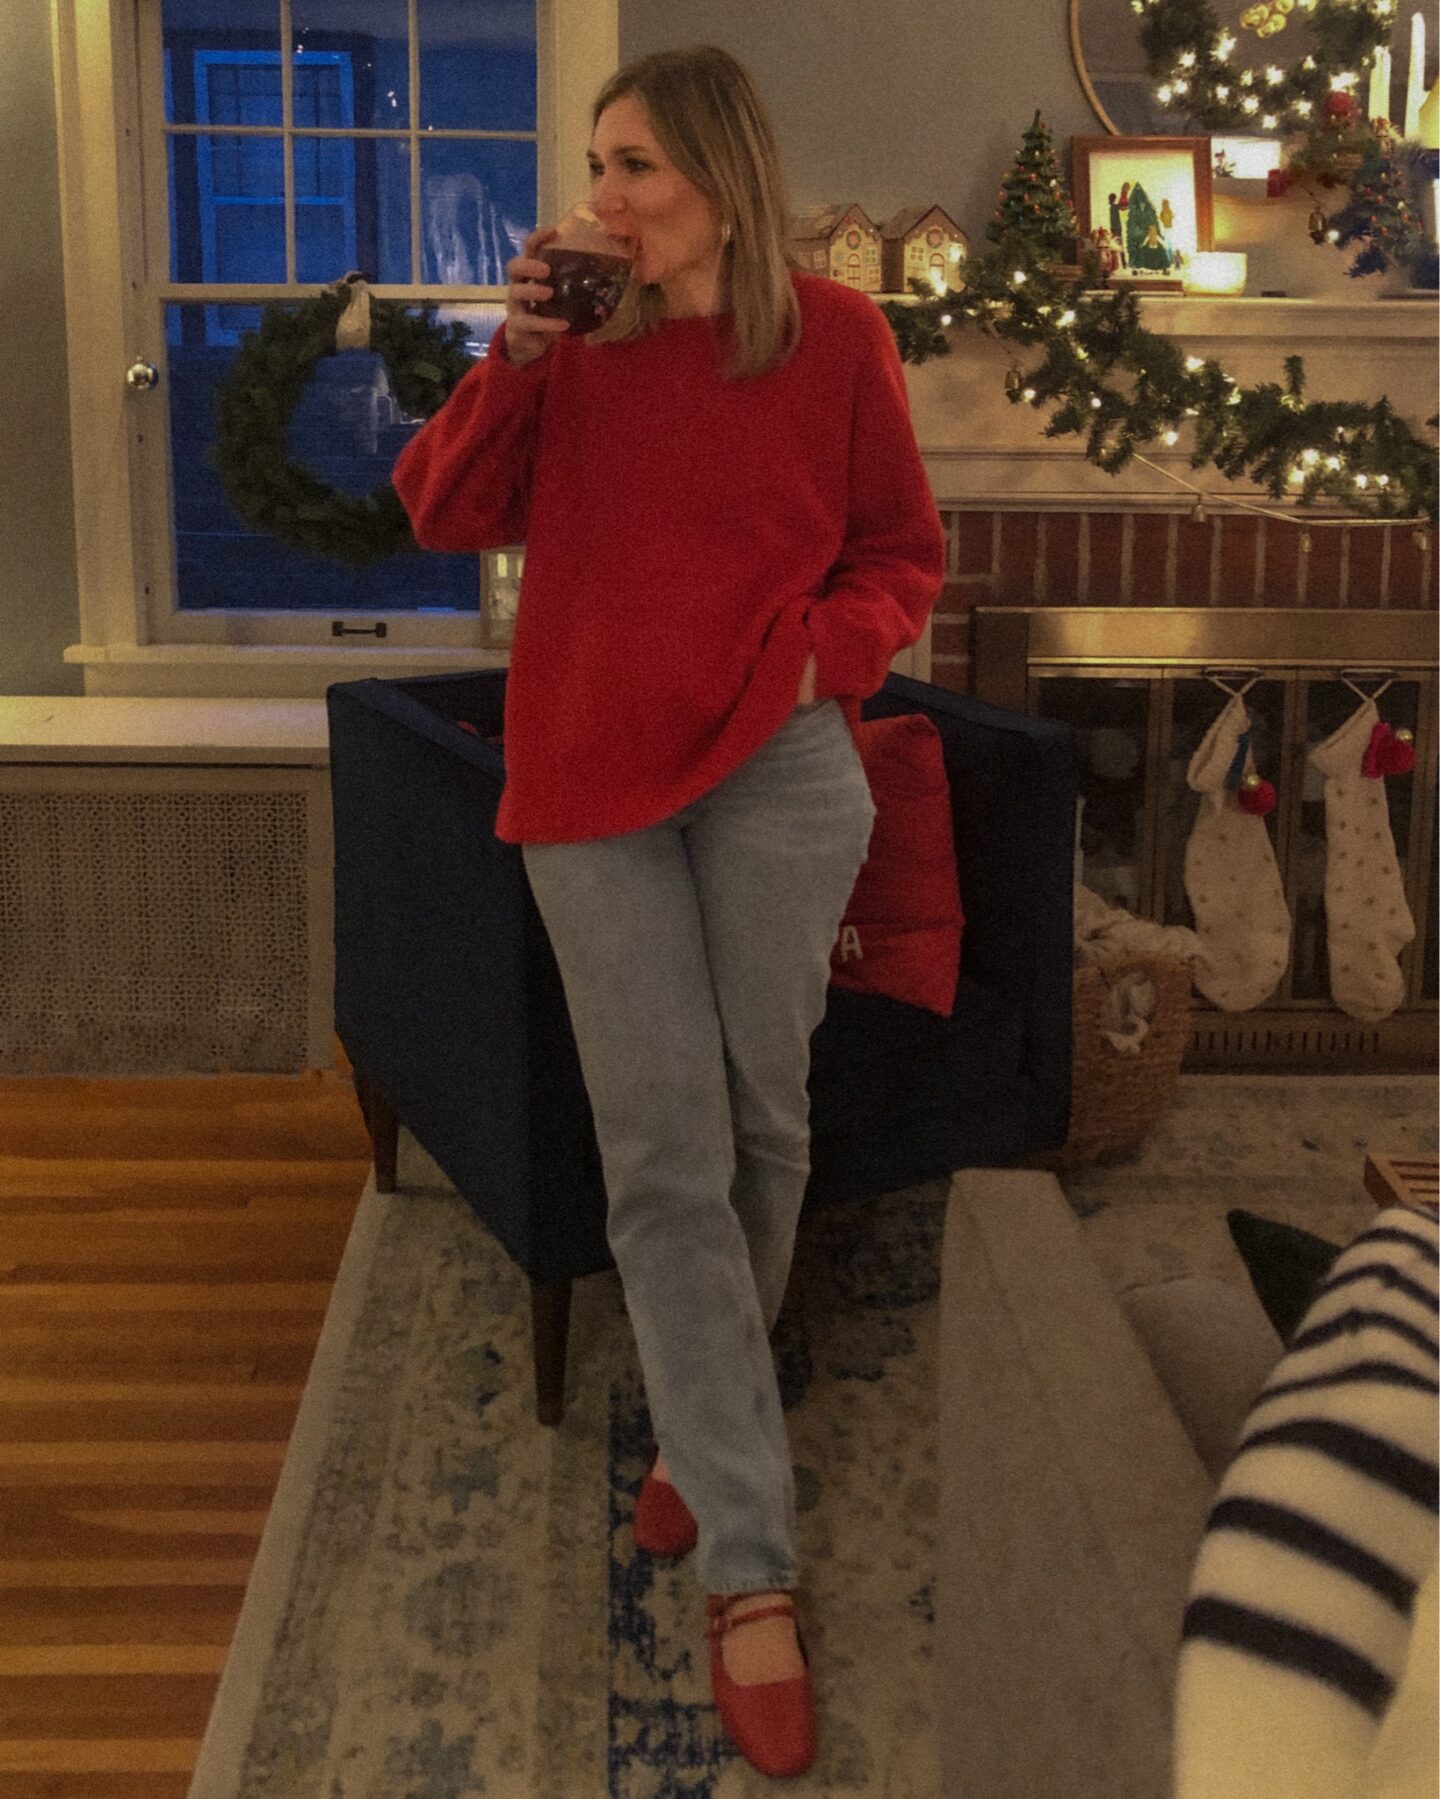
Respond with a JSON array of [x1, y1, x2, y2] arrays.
[[829, 712, 963, 1017]]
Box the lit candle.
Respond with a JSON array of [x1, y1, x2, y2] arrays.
[[1405, 12, 1426, 137], [1368, 45, 1391, 124]]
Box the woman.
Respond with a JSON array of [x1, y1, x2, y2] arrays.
[[392, 44, 944, 1778]]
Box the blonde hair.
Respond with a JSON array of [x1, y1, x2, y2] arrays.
[[584, 46, 802, 381]]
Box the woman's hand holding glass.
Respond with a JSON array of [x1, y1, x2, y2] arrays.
[[502, 227, 570, 369], [503, 209, 636, 368]]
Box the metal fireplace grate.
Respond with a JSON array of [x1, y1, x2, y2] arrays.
[[973, 608, 1438, 1073]]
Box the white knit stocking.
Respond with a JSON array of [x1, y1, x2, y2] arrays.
[[1308, 697, 1416, 1023], [1184, 693, 1291, 1011]]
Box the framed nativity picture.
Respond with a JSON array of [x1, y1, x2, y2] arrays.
[[1070, 136, 1213, 289]]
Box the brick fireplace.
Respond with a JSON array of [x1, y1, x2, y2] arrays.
[[927, 507, 1435, 693], [947, 591, 1436, 1072], [901, 291, 1437, 1072]]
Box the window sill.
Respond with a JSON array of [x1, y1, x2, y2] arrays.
[[63, 640, 511, 701], [1, 695, 332, 765]]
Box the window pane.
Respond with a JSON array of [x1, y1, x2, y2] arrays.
[[291, 54, 351, 127], [418, 0, 536, 130], [209, 131, 283, 197], [170, 133, 413, 287], [421, 138, 533, 285], [203, 56, 282, 125], [291, 0, 410, 128], [164, 302, 499, 612], [164, 0, 280, 126], [296, 201, 352, 285], [371, 138, 412, 284], [294, 132, 351, 201], [170, 133, 286, 284], [431, 304, 506, 358], [292, 135, 411, 284]]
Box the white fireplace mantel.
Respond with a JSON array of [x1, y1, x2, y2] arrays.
[[905, 295, 1438, 509]]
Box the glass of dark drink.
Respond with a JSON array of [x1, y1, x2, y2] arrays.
[[524, 203, 636, 336]]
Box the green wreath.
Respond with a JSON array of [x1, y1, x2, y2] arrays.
[[209, 279, 474, 566], [1135, 0, 1390, 134]]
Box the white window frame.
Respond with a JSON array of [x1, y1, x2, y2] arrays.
[[51, 0, 617, 699]]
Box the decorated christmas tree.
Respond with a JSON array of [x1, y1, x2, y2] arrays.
[[986, 111, 1081, 263], [1325, 135, 1432, 280]]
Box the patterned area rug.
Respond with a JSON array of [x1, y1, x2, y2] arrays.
[[189, 1074, 1437, 1799]]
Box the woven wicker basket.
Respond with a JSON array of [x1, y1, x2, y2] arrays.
[[1044, 953, 1194, 1170]]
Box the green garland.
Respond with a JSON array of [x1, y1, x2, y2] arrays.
[[879, 250, 1439, 524], [1135, 0, 1389, 135], [209, 282, 473, 566]]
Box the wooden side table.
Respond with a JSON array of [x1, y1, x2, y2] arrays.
[[1363, 1153, 1440, 1214]]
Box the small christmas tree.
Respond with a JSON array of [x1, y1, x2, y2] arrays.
[[1326, 135, 1432, 279], [987, 111, 1081, 264]]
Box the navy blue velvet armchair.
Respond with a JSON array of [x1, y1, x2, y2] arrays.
[[327, 668, 1076, 1425]]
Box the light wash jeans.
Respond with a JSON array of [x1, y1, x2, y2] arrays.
[[521, 698, 877, 1595]]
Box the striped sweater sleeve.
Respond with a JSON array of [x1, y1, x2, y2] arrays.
[[1174, 1204, 1439, 1799]]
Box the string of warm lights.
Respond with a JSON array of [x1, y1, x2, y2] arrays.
[[1127, 452, 1430, 553], [879, 251, 1438, 531], [1137, 0, 1438, 283], [1134, 0, 1392, 136]]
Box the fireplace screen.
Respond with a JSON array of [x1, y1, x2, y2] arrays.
[[973, 609, 1437, 1069]]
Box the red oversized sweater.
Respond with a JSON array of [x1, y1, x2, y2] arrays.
[[391, 268, 945, 844]]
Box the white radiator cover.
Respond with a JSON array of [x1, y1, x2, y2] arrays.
[[0, 764, 334, 1075]]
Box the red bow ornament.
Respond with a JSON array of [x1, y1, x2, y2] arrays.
[[1362, 721, 1416, 779]]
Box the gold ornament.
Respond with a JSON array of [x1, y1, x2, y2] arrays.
[[1395, 728, 1414, 745], [1240, 0, 1289, 34], [1241, 771, 1262, 790]]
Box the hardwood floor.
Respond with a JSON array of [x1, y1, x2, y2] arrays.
[[0, 1068, 372, 1798]]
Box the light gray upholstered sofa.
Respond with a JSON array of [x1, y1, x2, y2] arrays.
[[937, 1168, 1288, 1799]]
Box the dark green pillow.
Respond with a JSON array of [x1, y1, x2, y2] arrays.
[[1226, 1209, 1344, 1346]]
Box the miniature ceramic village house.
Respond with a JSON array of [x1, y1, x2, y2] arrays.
[[787, 204, 884, 292], [878, 205, 969, 295]]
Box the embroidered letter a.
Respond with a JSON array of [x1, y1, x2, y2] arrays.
[[834, 924, 864, 964]]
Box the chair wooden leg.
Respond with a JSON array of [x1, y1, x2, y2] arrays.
[[530, 1277, 572, 1428], [351, 1066, 398, 1194]]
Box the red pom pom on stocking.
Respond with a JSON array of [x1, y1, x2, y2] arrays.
[[1362, 721, 1416, 779], [1236, 775, 1277, 815]]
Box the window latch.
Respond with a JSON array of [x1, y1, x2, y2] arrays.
[[331, 620, 388, 638]]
